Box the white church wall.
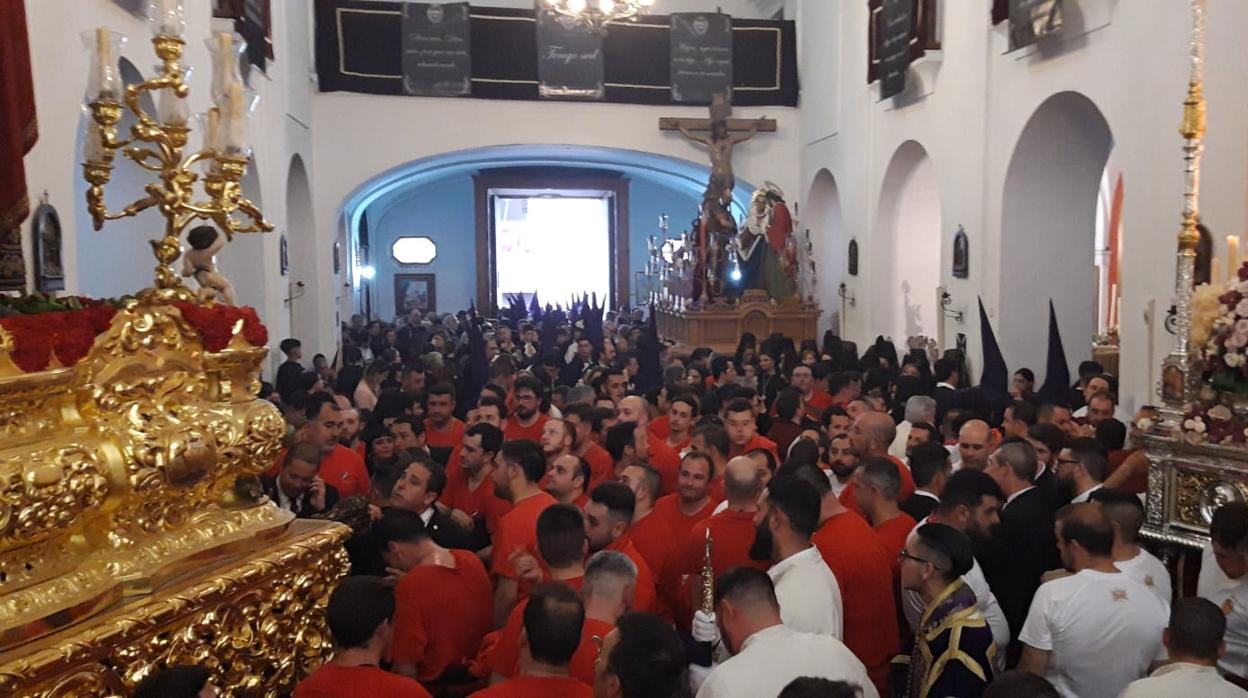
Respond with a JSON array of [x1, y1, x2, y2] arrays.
[[798, 0, 1248, 412], [20, 0, 318, 380]]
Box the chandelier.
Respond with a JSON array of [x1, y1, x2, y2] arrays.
[[540, 0, 656, 34]]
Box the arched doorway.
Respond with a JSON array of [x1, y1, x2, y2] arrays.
[[75, 58, 159, 298], [874, 140, 942, 346], [215, 163, 266, 309], [1000, 91, 1114, 379], [805, 169, 846, 336], [285, 155, 319, 349]]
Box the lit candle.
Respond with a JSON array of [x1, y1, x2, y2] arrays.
[[96, 27, 114, 100], [214, 32, 233, 102], [1230, 235, 1242, 278], [204, 107, 220, 150]]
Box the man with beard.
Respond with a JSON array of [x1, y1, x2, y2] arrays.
[[595, 368, 628, 406], [852, 456, 917, 578], [1002, 400, 1038, 440], [618, 396, 682, 495], [491, 439, 558, 626], [472, 395, 507, 429], [901, 470, 1010, 661], [749, 476, 842, 638], [821, 405, 852, 441], [339, 407, 365, 461], [790, 462, 896, 697], [653, 452, 720, 546], [583, 482, 658, 613], [562, 403, 613, 489], [592, 612, 689, 698], [825, 433, 858, 498], [441, 423, 511, 547], [301, 394, 372, 499], [541, 418, 574, 467], [546, 454, 591, 509], [391, 416, 428, 457], [1037, 403, 1077, 438], [982, 441, 1060, 661], [689, 424, 731, 502], [1057, 437, 1107, 504], [504, 376, 549, 443], [423, 383, 464, 466], [839, 412, 914, 513]]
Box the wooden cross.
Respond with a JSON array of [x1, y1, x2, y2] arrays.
[[658, 94, 777, 134]]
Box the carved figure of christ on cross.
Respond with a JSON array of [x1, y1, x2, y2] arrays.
[[659, 95, 776, 209]]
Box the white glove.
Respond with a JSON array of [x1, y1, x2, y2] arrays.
[[692, 610, 721, 644]]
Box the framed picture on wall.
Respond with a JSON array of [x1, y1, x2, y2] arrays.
[[395, 273, 436, 316]]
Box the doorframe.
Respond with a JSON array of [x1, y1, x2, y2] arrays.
[[473, 173, 629, 314]]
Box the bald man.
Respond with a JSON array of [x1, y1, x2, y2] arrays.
[[682, 457, 770, 590], [956, 420, 997, 472], [619, 395, 681, 495], [839, 412, 915, 513]]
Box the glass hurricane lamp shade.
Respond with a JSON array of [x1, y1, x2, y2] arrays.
[[145, 0, 185, 38], [154, 65, 192, 126], [83, 110, 107, 163], [205, 32, 248, 106], [81, 29, 126, 104], [218, 85, 260, 157]]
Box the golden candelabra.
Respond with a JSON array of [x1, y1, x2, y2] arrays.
[[81, 21, 272, 303]]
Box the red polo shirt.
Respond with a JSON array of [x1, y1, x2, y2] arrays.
[[392, 550, 494, 683], [582, 444, 614, 490], [441, 467, 512, 536], [319, 444, 371, 499], [728, 433, 780, 461], [486, 577, 584, 680], [293, 665, 431, 698], [424, 417, 465, 452], [606, 535, 658, 613], [647, 439, 683, 496], [504, 414, 549, 443], [491, 491, 558, 593]]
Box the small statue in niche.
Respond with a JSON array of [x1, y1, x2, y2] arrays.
[[181, 225, 234, 305]]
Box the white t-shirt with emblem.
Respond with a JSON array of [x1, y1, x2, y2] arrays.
[[1019, 568, 1168, 698], [1198, 543, 1248, 678], [1115, 548, 1172, 607]]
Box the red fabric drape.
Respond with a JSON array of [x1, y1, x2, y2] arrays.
[[1, 0, 38, 231]]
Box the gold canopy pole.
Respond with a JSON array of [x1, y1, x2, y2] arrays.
[[1160, 0, 1207, 420]]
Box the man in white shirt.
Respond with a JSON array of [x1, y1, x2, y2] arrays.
[[695, 567, 877, 698], [1055, 437, 1106, 504], [1018, 503, 1168, 698], [825, 433, 858, 499], [1089, 487, 1172, 606], [1198, 501, 1248, 679], [956, 420, 997, 472], [751, 475, 843, 638], [902, 469, 1011, 657], [889, 395, 936, 459], [1121, 597, 1246, 698]]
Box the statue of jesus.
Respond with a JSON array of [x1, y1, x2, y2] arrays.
[[676, 115, 762, 208]]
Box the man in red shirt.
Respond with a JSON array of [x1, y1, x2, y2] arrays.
[[682, 456, 770, 582], [491, 439, 558, 626], [789, 462, 898, 697], [572, 551, 638, 684], [652, 452, 720, 612], [376, 509, 492, 688], [471, 584, 593, 697], [302, 394, 371, 498], [546, 454, 590, 508], [423, 382, 465, 466], [441, 423, 512, 541], [583, 482, 658, 614], [541, 418, 574, 468], [724, 398, 780, 460], [562, 403, 613, 489], [339, 406, 365, 461], [504, 376, 549, 443], [293, 576, 432, 698], [485, 503, 588, 682], [617, 464, 674, 593], [689, 423, 730, 502], [854, 456, 918, 577], [618, 396, 681, 494], [664, 392, 698, 454], [790, 364, 835, 421], [840, 412, 915, 513]]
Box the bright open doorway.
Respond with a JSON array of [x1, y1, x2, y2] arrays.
[[492, 192, 613, 309]]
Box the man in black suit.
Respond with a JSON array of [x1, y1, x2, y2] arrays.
[[263, 442, 340, 518], [274, 338, 304, 402], [901, 441, 949, 522], [1027, 423, 1068, 510], [932, 357, 961, 428], [981, 439, 1060, 665], [387, 453, 475, 551]]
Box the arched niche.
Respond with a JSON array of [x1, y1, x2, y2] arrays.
[[804, 168, 846, 336], [874, 140, 942, 346], [286, 155, 319, 345], [214, 162, 266, 310], [1000, 91, 1114, 380], [74, 58, 160, 298]]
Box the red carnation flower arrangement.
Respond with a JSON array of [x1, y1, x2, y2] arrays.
[[0, 295, 268, 373]]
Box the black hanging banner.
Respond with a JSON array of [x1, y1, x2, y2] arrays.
[[536, 10, 605, 100], [1008, 0, 1063, 52], [669, 13, 733, 105], [401, 2, 472, 97], [876, 0, 912, 100]]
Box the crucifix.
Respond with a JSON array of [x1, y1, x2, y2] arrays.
[[660, 94, 776, 210]]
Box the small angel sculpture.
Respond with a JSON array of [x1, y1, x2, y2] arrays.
[[181, 225, 234, 305]]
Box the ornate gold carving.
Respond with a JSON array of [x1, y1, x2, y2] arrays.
[[0, 303, 291, 649], [0, 521, 350, 698], [1174, 470, 1248, 528]]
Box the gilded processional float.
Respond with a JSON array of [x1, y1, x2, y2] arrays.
[[647, 96, 820, 353], [1142, 0, 1248, 567], [0, 4, 348, 695]]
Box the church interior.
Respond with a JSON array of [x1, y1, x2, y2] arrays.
[[6, 0, 1248, 696]]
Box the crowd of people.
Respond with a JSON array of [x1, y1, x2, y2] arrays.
[[144, 305, 1248, 697]]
